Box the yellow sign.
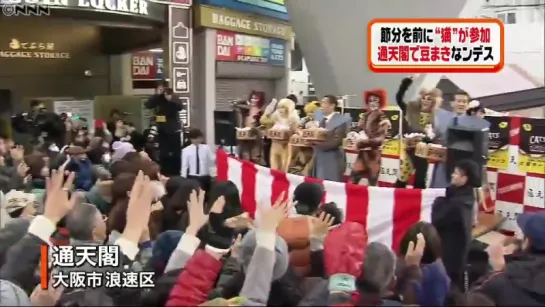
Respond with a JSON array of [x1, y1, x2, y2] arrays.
[[194, 5, 292, 40], [382, 106, 402, 157], [488, 150, 509, 170], [0, 39, 70, 59], [518, 118, 545, 175]]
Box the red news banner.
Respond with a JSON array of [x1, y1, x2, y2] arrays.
[[367, 18, 504, 73]]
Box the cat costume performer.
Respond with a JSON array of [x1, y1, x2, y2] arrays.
[[287, 101, 320, 175], [395, 76, 442, 189], [349, 89, 391, 186], [233, 91, 265, 164]]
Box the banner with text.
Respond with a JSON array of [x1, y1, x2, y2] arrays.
[[131, 52, 164, 81], [216, 30, 285, 66], [486, 115, 511, 170], [367, 18, 504, 73], [518, 117, 545, 175]]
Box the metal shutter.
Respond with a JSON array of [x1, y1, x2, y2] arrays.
[[215, 79, 276, 111]]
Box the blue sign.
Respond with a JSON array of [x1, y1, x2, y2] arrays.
[[195, 0, 289, 20], [268, 38, 285, 66]]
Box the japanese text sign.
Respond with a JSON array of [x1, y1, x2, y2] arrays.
[[367, 18, 504, 73], [216, 30, 285, 66]]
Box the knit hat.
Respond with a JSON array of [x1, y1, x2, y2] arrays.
[[293, 182, 323, 215], [3, 190, 36, 214], [111, 141, 135, 162], [0, 279, 31, 306], [238, 229, 289, 280]]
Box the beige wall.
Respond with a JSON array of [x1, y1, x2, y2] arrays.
[[508, 106, 545, 118]]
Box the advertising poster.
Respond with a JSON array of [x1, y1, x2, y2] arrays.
[[131, 52, 164, 81], [485, 115, 510, 170], [216, 30, 285, 66], [518, 117, 545, 174], [382, 106, 401, 157]]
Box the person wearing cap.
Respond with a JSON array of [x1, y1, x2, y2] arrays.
[[2, 190, 36, 221], [470, 211, 545, 306]]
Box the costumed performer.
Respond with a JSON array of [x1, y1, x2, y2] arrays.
[[266, 98, 300, 170], [349, 89, 391, 186], [233, 91, 265, 164], [287, 101, 321, 175], [311, 95, 350, 182], [395, 74, 442, 189]]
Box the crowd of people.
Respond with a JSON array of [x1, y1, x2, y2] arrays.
[[0, 116, 544, 306]]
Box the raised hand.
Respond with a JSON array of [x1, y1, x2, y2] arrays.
[[123, 171, 155, 243], [43, 160, 77, 224], [185, 189, 210, 236], [16, 161, 29, 177], [230, 233, 243, 259], [224, 212, 254, 230], [258, 191, 291, 233], [405, 233, 426, 266], [30, 282, 63, 306], [309, 211, 335, 240]]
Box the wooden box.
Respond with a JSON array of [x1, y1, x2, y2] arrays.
[[404, 136, 423, 148], [302, 129, 328, 141], [415, 142, 447, 162], [266, 129, 292, 140], [236, 129, 257, 140], [290, 134, 312, 147]]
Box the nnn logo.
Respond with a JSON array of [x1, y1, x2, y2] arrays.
[[1, 3, 50, 16]]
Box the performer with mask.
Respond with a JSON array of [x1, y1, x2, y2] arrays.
[[233, 91, 265, 164], [349, 89, 391, 186], [395, 75, 442, 189], [287, 101, 320, 175], [311, 95, 350, 182], [266, 98, 299, 170]]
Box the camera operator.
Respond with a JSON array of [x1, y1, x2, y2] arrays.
[[145, 85, 183, 176]]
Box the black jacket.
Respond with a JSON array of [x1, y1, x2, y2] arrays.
[[472, 253, 545, 306], [145, 94, 183, 134], [431, 185, 475, 284]]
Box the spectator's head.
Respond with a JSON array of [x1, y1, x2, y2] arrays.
[[451, 159, 480, 187], [30, 99, 45, 112], [25, 153, 48, 179], [3, 190, 36, 218], [399, 221, 442, 265], [357, 242, 396, 296], [66, 202, 107, 242], [65, 146, 87, 161], [320, 95, 338, 115], [140, 160, 163, 196], [517, 211, 545, 253], [110, 108, 122, 120], [109, 173, 136, 233], [111, 141, 135, 162], [239, 229, 289, 280], [293, 182, 323, 215], [121, 151, 141, 165], [109, 160, 139, 179], [315, 202, 343, 225], [57, 288, 114, 306], [207, 180, 243, 217], [87, 137, 110, 165], [155, 81, 166, 95], [187, 128, 204, 145], [164, 179, 200, 231]]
